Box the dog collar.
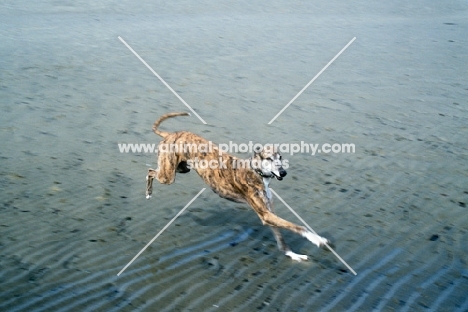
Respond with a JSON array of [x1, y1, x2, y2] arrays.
[[256, 169, 272, 178]]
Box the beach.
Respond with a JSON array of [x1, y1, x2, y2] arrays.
[[1, 1, 467, 310]]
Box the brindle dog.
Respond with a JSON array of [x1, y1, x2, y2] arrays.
[[146, 112, 328, 261]]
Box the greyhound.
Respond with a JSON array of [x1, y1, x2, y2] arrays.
[[146, 112, 329, 261]]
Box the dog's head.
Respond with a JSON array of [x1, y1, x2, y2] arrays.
[[251, 145, 287, 181]]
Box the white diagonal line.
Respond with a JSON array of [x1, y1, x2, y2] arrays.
[[117, 188, 206, 276], [270, 188, 357, 275], [268, 37, 356, 124], [118, 36, 207, 125]]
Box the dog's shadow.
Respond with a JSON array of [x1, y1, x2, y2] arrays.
[[187, 203, 334, 257], [188, 203, 252, 228]]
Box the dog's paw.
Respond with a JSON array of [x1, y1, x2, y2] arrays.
[[146, 194, 152, 199], [318, 236, 329, 247], [285, 251, 308, 262], [303, 231, 329, 248]]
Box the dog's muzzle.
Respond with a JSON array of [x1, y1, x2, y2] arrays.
[[273, 168, 287, 181]]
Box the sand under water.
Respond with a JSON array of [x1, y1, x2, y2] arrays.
[[1, 1, 468, 311]]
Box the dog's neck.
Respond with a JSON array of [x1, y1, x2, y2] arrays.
[[263, 176, 273, 200], [250, 157, 274, 200]]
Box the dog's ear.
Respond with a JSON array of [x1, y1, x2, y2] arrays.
[[253, 145, 262, 157]]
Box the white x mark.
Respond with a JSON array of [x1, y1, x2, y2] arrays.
[[268, 37, 356, 124], [118, 36, 207, 125]]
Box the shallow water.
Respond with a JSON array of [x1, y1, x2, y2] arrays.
[[1, 1, 468, 311]]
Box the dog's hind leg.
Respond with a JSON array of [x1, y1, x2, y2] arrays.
[[155, 151, 178, 184], [146, 168, 157, 199], [146, 151, 180, 199]]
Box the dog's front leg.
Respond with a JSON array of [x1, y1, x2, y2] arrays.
[[260, 208, 329, 249], [302, 231, 329, 248], [285, 250, 309, 262], [260, 210, 329, 247], [265, 194, 309, 262], [270, 227, 308, 262], [249, 195, 328, 259]]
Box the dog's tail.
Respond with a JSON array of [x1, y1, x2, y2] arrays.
[[152, 112, 190, 137]]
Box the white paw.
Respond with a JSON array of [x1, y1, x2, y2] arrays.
[[285, 251, 308, 262], [303, 231, 328, 248], [146, 194, 151, 199]]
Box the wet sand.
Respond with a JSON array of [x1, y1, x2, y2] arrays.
[[1, 1, 468, 311]]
